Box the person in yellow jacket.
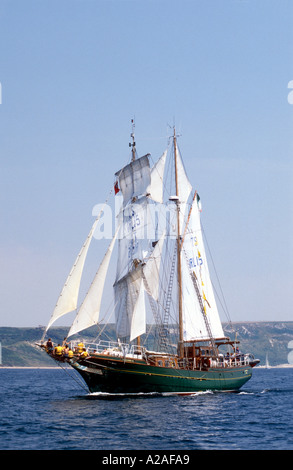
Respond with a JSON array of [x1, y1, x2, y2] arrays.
[[68, 349, 74, 358], [77, 342, 84, 354], [80, 348, 88, 359], [54, 344, 63, 356]]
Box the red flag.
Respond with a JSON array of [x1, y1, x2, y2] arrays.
[[114, 181, 120, 195]]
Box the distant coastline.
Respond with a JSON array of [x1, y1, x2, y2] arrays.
[[1, 322, 293, 368]]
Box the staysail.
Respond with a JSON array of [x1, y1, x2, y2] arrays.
[[67, 226, 119, 338], [42, 216, 100, 338]]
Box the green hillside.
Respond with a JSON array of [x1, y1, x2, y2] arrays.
[[0, 322, 292, 367]]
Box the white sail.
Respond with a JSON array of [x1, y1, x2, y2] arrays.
[[182, 195, 225, 340], [114, 268, 144, 339], [44, 217, 99, 335], [142, 231, 165, 301], [176, 143, 192, 204], [67, 227, 119, 338], [181, 256, 210, 340], [130, 278, 146, 342], [174, 142, 193, 236], [114, 230, 165, 341], [115, 196, 151, 282], [147, 150, 167, 203], [115, 154, 151, 206]]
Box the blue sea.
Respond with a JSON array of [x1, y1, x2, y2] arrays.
[[0, 366, 292, 452]]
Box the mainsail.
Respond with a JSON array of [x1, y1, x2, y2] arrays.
[[174, 141, 225, 341], [181, 195, 225, 341]]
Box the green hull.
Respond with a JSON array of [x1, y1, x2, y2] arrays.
[[71, 354, 252, 394]]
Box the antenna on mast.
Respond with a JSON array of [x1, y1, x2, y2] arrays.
[[129, 118, 136, 161]]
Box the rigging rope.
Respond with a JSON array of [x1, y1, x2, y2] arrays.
[[201, 224, 233, 326], [46, 353, 89, 393]]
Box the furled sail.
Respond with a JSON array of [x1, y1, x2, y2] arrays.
[[181, 195, 225, 341], [43, 217, 100, 337], [67, 227, 119, 338]]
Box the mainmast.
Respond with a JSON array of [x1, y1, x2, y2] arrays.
[[174, 128, 184, 357]]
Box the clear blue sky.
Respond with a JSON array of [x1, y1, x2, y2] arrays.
[[0, 0, 292, 327]]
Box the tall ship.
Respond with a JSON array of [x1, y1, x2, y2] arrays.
[[39, 123, 259, 395]]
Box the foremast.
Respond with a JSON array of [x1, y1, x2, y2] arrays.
[[129, 118, 140, 347], [130, 118, 136, 162]]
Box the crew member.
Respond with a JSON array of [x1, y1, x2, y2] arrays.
[[80, 348, 88, 359], [46, 338, 53, 353], [77, 342, 84, 354], [54, 344, 63, 356]]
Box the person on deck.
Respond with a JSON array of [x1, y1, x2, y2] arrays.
[[77, 342, 84, 354], [80, 348, 88, 359], [54, 344, 63, 356], [46, 338, 53, 353]]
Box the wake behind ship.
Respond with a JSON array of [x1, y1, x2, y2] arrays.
[[39, 124, 259, 395]]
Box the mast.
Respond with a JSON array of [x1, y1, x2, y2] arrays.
[[130, 119, 136, 162], [129, 118, 140, 347], [174, 128, 184, 357]]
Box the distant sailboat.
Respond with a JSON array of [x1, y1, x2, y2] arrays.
[[39, 124, 259, 394], [265, 353, 271, 369]]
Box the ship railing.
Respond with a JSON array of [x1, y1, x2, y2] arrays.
[[69, 340, 146, 359], [214, 353, 255, 368]]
